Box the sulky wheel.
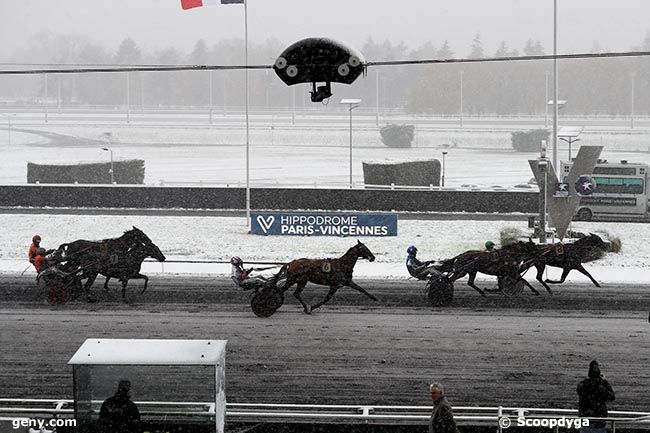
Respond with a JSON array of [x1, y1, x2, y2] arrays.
[[497, 275, 525, 297], [46, 280, 71, 305], [425, 274, 454, 307], [251, 288, 285, 318]]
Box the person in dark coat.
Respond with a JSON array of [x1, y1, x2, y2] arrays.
[[98, 379, 141, 433], [429, 383, 460, 433], [577, 360, 615, 433]]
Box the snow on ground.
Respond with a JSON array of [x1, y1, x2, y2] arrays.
[[1, 213, 649, 285], [3, 123, 650, 187]]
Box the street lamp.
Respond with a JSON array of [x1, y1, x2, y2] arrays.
[[441, 151, 448, 187], [101, 147, 114, 184], [4, 114, 16, 146], [340, 98, 362, 188], [558, 126, 582, 161]]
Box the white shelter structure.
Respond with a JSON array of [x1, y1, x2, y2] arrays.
[[68, 338, 227, 433]]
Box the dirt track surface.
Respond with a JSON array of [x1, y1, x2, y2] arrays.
[[0, 274, 649, 412]]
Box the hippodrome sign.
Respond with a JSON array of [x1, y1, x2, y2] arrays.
[[251, 212, 397, 236]]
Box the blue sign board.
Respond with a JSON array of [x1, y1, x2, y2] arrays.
[[251, 212, 398, 236]]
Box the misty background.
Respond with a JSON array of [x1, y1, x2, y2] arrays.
[[1, 0, 650, 115]]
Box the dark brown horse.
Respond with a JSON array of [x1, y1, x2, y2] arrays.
[[531, 233, 610, 291], [59, 226, 166, 300], [277, 240, 377, 313], [442, 241, 542, 296]]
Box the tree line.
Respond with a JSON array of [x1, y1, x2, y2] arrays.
[[1, 31, 650, 116]]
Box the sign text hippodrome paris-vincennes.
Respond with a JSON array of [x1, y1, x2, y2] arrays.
[[251, 212, 398, 236]]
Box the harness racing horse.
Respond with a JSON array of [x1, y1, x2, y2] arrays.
[[442, 241, 542, 296], [59, 226, 166, 300], [277, 240, 377, 314], [531, 233, 609, 291]]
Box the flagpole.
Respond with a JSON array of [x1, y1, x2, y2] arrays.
[[244, 0, 251, 230]]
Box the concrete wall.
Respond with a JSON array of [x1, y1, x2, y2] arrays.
[[0, 185, 538, 213]]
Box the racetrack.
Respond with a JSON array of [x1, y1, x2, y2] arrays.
[[0, 274, 648, 412]]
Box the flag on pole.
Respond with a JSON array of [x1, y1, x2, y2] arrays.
[[181, 0, 243, 9]]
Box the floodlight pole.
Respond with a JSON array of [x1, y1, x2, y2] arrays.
[[244, 0, 251, 229], [631, 72, 635, 129], [552, 0, 558, 172], [348, 104, 355, 187]]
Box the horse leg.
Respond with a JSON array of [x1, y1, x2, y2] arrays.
[[292, 281, 311, 314], [83, 273, 98, 302], [347, 281, 378, 301], [545, 268, 571, 284], [519, 276, 540, 295], [575, 264, 601, 287], [535, 264, 553, 294], [103, 276, 110, 291], [310, 285, 341, 313], [120, 279, 128, 301], [466, 272, 486, 296]]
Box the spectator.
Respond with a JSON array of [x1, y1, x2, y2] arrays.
[[99, 379, 141, 433], [429, 382, 460, 433], [577, 360, 615, 433]]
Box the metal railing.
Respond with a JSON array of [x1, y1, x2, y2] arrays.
[[1, 398, 649, 430]]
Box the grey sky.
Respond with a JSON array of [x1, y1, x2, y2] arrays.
[[2, 0, 649, 61]]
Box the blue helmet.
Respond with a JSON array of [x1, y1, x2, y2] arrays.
[[407, 245, 417, 255]]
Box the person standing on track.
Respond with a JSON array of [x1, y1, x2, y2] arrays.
[[577, 360, 615, 433], [428, 382, 460, 433]]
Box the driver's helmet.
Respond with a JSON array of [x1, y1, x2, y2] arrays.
[[32, 234, 41, 243], [230, 256, 243, 266], [485, 241, 496, 250], [406, 245, 418, 255]]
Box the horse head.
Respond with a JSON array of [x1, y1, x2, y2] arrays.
[[126, 226, 166, 262], [587, 233, 609, 250], [355, 240, 375, 262]]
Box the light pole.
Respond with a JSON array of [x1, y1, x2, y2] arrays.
[[5, 114, 16, 146], [101, 147, 114, 184], [441, 151, 448, 187], [459, 70, 464, 128], [340, 98, 362, 188]]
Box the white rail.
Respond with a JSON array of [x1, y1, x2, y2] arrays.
[[0, 399, 648, 429]]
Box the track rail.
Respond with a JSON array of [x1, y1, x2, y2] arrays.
[[1, 399, 649, 429]]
